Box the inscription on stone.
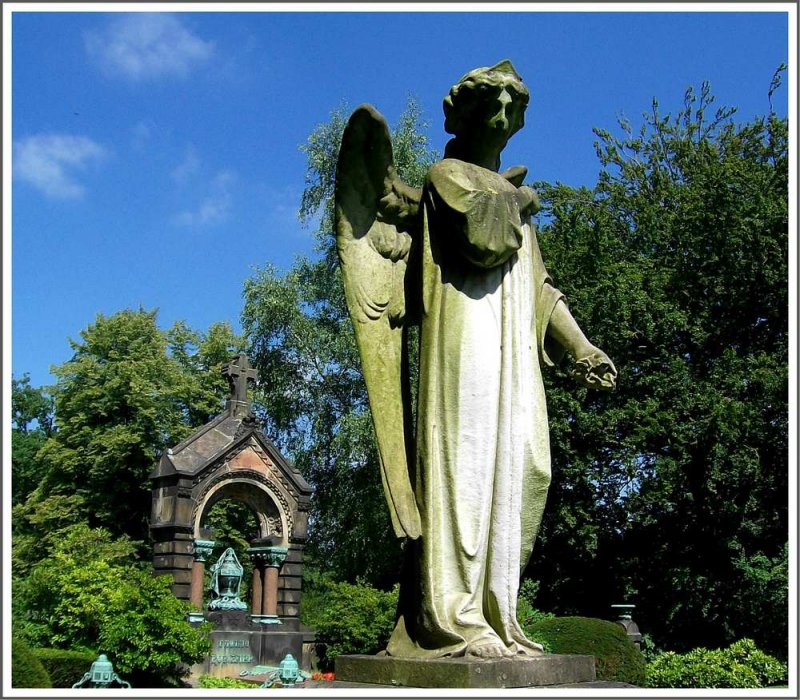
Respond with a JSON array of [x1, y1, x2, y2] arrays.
[[209, 638, 253, 665]]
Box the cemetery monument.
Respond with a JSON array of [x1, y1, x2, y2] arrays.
[[334, 60, 617, 685], [149, 354, 314, 678]]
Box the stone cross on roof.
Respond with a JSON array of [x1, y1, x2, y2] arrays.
[[222, 354, 258, 415]]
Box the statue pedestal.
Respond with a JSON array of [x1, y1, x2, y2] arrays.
[[335, 653, 596, 688]]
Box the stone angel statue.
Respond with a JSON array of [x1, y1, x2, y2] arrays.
[[335, 60, 617, 660]]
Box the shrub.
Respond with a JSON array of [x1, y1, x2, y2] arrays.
[[639, 633, 661, 663], [95, 571, 212, 687], [726, 639, 787, 686], [527, 616, 646, 686], [645, 638, 787, 688], [301, 576, 398, 669], [198, 675, 260, 688], [516, 579, 555, 650], [14, 525, 212, 687], [33, 648, 96, 688], [12, 638, 51, 688]]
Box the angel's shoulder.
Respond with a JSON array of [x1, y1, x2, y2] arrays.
[[428, 158, 470, 180], [427, 159, 514, 196]]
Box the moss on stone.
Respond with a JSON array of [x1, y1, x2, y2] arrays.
[[527, 616, 645, 686]]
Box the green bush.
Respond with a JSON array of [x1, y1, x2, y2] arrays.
[[639, 633, 661, 663], [198, 675, 260, 688], [33, 648, 96, 688], [301, 576, 398, 669], [527, 616, 646, 686], [516, 579, 555, 649], [14, 525, 212, 687], [645, 638, 787, 688], [12, 638, 51, 688]]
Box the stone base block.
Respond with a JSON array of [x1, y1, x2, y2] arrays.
[[335, 653, 596, 688], [189, 613, 308, 681]]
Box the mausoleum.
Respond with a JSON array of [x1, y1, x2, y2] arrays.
[[149, 354, 313, 672]]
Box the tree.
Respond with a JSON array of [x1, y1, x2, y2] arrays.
[[11, 375, 54, 506], [242, 98, 437, 586], [12, 310, 244, 571], [528, 75, 788, 656], [166, 320, 246, 426]]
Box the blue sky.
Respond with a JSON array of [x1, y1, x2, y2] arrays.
[[8, 6, 791, 389]]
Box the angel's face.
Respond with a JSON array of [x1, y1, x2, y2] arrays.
[[466, 79, 527, 148]]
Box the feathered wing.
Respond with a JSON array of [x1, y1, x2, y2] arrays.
[[334, 104, 422, 539]]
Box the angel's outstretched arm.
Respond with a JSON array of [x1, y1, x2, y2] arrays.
[[547, 302, 617, 390]]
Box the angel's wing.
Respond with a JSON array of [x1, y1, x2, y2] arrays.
[[334, 104, 422, 540]]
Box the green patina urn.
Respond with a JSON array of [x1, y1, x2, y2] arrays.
[[209, 547, 247, 611]]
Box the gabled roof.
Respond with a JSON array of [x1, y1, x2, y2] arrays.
[[150, 408, 312, 496], [149, 354, 312, 497]]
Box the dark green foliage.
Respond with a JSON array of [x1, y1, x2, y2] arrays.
[[639, 633, 661, 663], [243, 98, 437, 585], [529, 76, 788, 657], [301, 574, 398, 669], [33, 648, 96, 688], [11, 375, 54, 506], [12, 638, 52, 688], [645, 638, 787, 688], [527, 616, 646, 685], [516, 579, 555, 643]]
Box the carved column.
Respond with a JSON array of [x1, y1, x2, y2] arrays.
[[247, 547, 264, 618], [251, 565, 263, 616], [189, 539, 215, 622], [247, 546, 287, 624]]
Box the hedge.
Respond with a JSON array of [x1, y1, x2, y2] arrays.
[[12, 638, 51, 688], [33, 648, 97, 688]]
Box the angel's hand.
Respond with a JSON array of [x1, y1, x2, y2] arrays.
[[516, 185, 540, 216], [499, 166, 539, 216], [571, 346, 617, 391]]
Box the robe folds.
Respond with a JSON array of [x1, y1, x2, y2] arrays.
[[387, 158, 565, 658]]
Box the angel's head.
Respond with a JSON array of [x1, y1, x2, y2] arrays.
[[443, 60, 530, 150]]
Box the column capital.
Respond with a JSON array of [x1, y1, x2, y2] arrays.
[[193, 539, 215, 562], [247, 545, 288, 568]]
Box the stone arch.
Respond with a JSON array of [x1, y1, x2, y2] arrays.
[[193, 472, 291, 547]]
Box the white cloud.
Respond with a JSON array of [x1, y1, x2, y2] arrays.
[[14, 134, 107, 199], [131, 120, 154, 150], [171, 145, 201, 184], [84, 13, 214, 82], [173, 170, 235, 228]]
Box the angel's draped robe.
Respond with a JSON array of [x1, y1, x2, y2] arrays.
[[388, 158, 565, 657]]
